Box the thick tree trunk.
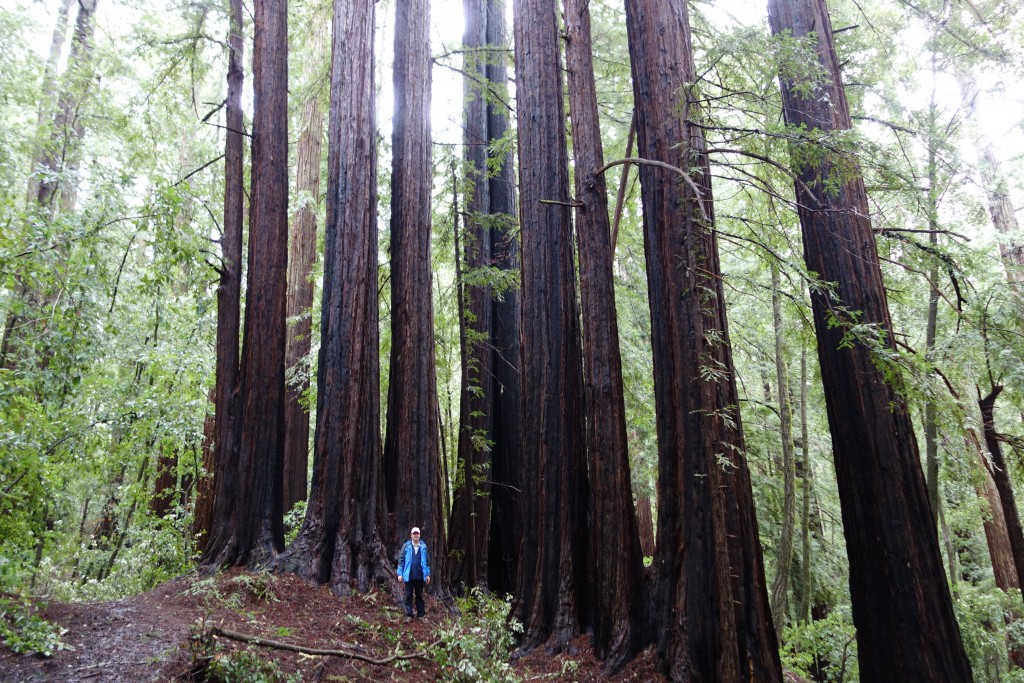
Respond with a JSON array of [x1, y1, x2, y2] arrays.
[[483, 0, 522, 598], [767, 0, 973, 678], [512, 0, 589, 651], [282, 21, 326, 513], [768, 261, 797, 635], [448, 0, 494, 591], [624, 3, 781, 681], [383, 0, 448, 593], [564, 0, 643, 670], [274, 0, 391, 594], [199, 0, 244, 565], [206, 0, 288, 566]]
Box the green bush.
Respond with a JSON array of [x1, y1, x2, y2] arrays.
[[0, 597, 69, 657], [433, 588, 522, 682]]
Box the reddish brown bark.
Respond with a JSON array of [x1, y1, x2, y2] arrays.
[[383, 0, 448, 591], [512, 0, 588, 651], [624, 2, 781, 680], [448, 0, 494, 591], [205, 0, 289, 567], [200, 0, 244, 565], [980, 387, 1024, 592], [283, 22, 326, 513], [564, 0, 643, 670], [150, 445, 178, 519], [483, 0, 522, 597], [193, 392, 217, 552], [274, 0, 391, 593], [767, 0, 972, 678]]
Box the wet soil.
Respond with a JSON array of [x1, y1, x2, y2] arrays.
[[0, 570, 665, 682]]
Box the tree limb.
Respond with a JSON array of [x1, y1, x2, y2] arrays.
[[210, 626, 441, 665]]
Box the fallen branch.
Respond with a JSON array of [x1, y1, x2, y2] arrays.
[[210, 625, 441, 666]]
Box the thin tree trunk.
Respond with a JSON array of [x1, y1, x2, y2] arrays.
[[483, 0, 522, 598], [624, 3, 781, 680], [924, 76, 941, 523], [193, 390, 217, 552], [207, 0, 289, 567], [768, 261, 796, 635], [767, 0, 973, 678], [564, 0, 643, 669], [512, 0, 588, 651], [980, 387, 1024, 591], [636, 494, 655, 559], [283, 21, 327, 513], [274, 0, 391, 594], [798, 345, 813, 624], [383, 0, 448, 594], [200, 0, 244, 565]]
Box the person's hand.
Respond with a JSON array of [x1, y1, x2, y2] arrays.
[[425, 576, 431, 585], [398, 576, 404, 583]]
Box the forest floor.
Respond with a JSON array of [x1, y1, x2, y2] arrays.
[[0, 569, 666, 682]]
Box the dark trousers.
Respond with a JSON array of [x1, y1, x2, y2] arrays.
[[404, 579, 425, 617]]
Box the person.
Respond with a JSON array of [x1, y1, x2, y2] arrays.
[[396, 526, 431, 621]]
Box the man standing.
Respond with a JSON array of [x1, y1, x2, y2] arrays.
[[397, 526, 431, 621]]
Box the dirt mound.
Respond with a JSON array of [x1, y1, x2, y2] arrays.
[[0, 571, 666, 682]]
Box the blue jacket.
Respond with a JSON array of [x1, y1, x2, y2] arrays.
[[397, 540, 430, 582]]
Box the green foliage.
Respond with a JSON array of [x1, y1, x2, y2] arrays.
[[780, 609, 859, 683], [433, 588, 522, 682], [0, 597, 69, 657], [202, 646, 301, 683]]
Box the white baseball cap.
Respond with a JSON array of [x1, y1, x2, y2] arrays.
[[411, 527, 420, 534]]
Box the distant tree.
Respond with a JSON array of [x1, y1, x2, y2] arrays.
[[512, 0, 589, 650], [203, 0, 288, 567], [275, 0, 391, 592], [624, 2, 782, 679], [767, 0, 974, 678]]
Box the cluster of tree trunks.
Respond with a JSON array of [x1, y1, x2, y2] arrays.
[[190, 0, 996, 678]]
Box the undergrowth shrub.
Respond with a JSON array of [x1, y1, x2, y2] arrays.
[[434, 587, 522, 682]]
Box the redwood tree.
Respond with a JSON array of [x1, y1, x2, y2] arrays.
[[275, 0, 390, 593], [197, 0, 244, 556], [564, 0, 643, 670], [282, 20, 327, 512], [483, 0, 523, 598], [624, 2, 781, 679], [767, 0, 973, 678], [383, 0, 448, 587], [448, 0, 494, 591], [512, 0, 589, 651], [204, 0, 288, 567]]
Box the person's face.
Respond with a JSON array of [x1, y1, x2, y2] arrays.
[[411, 531, 420, 542]]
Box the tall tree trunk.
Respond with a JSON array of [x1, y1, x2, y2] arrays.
[[274, 0, 390, 593], [282, 22, 327, 513], [768, 261, 796, 635], [150, 444, 178, 519], [448, 0, 494, 591], [2, 0, 98, 371], [383, 0, 448, 592], [205, 0, 289, 566], [924, 78, 941, 523], [564, 0, 643, 670], [624, 4, 781, 680], [193, 390, 217, 552], [636, 494, 655, 559], [767, 0, 973, 678], [199, 0, 244, 564], [512, 0, 589, 651], [25, 0, 76, 207], [483, 0, 523, 598]]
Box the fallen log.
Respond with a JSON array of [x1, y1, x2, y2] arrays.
[[208, 625, 441, 666]]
